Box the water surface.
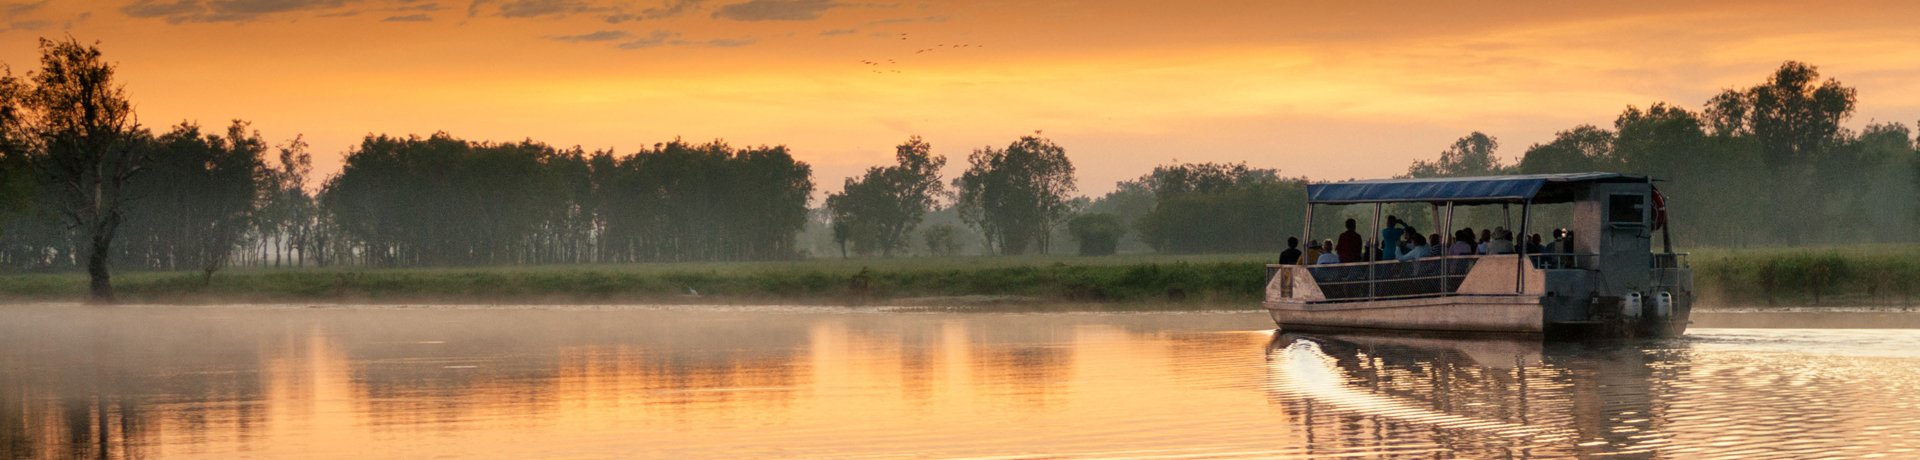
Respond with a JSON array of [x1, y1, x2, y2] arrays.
[[2, 305, 1917, 458]]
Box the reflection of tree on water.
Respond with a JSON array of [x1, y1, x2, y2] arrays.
[[1265, 332, 1687, 458]]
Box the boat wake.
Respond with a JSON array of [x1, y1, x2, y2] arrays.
[[1267, 339, 1568, 442]]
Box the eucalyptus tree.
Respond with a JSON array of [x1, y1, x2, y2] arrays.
[[1409, 132, 1504, 178], [1127, 162, 1304, 254], [825, 136, 946, 257], [1704, 61, 1857, 243], [255, 135, 316, 267], [584, 139, 814, 262], [116, 121, 270, 281], [2, 39, 147, 301], [1517, 125, 1615, 175], [954, 133, 1076, 255]]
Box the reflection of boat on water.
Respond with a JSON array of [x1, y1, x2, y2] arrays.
[[1266, 173, 1693, 339], [1265, 331, 1681, 457]]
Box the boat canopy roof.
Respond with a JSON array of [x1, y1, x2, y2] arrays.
[[1306, 172, 1647, 205]]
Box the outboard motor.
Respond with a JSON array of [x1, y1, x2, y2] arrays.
[[1623, 292, 1643, 319], [1654, 291, 1674, 319]]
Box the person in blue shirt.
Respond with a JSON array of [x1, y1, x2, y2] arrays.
[[1379, 215, 1404, 260]]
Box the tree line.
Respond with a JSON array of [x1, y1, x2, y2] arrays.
[[2, 38, 1917, 302], [1382, 61, 1919, 248]]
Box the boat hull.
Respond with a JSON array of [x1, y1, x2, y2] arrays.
[[1266, 295, 1545, 335]]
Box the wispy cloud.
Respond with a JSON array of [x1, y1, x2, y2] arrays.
[[711, 0, 835, 21], [608, 30, 757, 49], [605, 0, 700, 23], [866, 14, 944, 26], [819, 27, 855, 37], [4, 0, 48, 16], [549, 29, 630, 42], [465, 0, 698, 24], [703, 37, 755, 47], [382, 13, 430, 21], [617, 30, 681, 49], [121, 0, 359, 23]]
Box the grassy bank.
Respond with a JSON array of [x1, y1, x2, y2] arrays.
[[1692, 245, 1920, 307], [0, 253, 1271, 307], [0, 247, 1915, 308]]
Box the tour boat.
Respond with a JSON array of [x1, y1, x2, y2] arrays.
[[1264, 173, 1691, 339]]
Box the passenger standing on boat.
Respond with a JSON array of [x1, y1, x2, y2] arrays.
[[1336, 219, 1363, 262], [1477, 229, 1493, 254], [1379, 216, 1404, 260], [1302, 240, 1326, 266], [1316, 240, 1341, 265], [1279, 237, 1303, 265]]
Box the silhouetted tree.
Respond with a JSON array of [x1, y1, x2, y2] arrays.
[[1409, 132, 1504, 178], [1067, 213, 1122, 256], [4, 39, 147, 301], [954, 133, 1076, 255], [1518, 125, 1615, 174], [1704, 61, 1857, 243], [825, 136, 946, 257], [117, 121, 269, 282], [922, 223, 962, 256], [1129, 162, 1304, 253]]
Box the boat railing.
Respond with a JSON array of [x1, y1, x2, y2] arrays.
[[1654, 252, 1689, 269], [1300, 256, 1483, 301], [1269, 252, 1605, 302], [1529, 252, 1599, 270]]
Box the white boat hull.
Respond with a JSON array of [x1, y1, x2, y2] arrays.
[[1266, 295, 1544, 334]]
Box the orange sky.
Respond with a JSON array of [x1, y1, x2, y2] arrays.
[[4, 0, 1920, 194]]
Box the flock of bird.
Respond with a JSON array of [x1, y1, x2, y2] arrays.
[[859, 33, 981, 75]]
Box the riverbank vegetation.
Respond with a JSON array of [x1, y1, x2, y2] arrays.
[[0, 247, 1913, 309], [2, 37, 1918, 303]]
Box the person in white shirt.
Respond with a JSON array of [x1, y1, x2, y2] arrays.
[[1397, 232, 1432, 262], [1487, 227, 1516, 254], [1316, 239, 1342, 265]]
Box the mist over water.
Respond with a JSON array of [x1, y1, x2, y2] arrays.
[[2, 305, 1917, 458]]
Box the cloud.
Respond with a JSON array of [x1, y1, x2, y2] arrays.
[[5, 0, 48, 16], [617, 30, 681, 49], [382, 13, 430, 21], [494, 0, 588, 17], [121, 0, 360, 23], [0, 1, 51, 30], [819, 27, 854, 36], [610, 30, 756, 49], [703, 37, 755, 47], [549, 29, 630, 42], [468, 0, 693, 23], [630, 0, 700, 21], [711, 0, 835, 21]]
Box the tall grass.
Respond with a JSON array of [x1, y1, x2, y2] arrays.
[[1692, 245, 1920, 307], [2, 246, 1915, 308]]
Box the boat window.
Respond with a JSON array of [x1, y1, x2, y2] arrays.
[[1608, 194, 1645, 224]]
